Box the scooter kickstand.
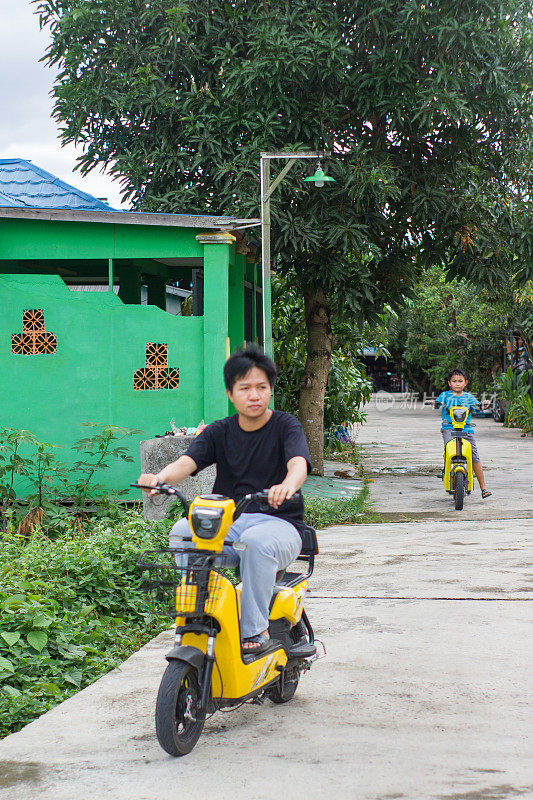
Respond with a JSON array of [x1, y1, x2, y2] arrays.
[[251, 695, 265, 705]]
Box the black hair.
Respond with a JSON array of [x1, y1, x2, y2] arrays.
[[447, 368, 467, 382], [224, 344, 277, 391]]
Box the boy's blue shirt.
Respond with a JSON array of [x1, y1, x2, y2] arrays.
[[435, 390, 478, 433]]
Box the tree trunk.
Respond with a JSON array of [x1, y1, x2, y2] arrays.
[[298, 289, 333, 475], [403, 362, 431, 398]]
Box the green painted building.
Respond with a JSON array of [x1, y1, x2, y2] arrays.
[[0, 159, 263, 495]]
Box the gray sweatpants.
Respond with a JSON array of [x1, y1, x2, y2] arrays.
[[169, 512, 302, 639]]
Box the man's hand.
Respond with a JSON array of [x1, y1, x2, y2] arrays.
[[268, 456, 308, 509], [137, 473, 161, 494], [268, 483, 297, 509], [135, 455, 197, 495]]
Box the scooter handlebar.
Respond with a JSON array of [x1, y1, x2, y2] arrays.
[[130, 482, 190, 515], [132, 483, 299, 528], [233, 489, 300, 521]]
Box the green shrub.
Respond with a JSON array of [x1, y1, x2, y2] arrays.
[[0, 424, 143, 506], [508, 392, 533, 434], [304, 485, 374, 528], [496, 368, 533, 429], [497, 367, 531, 402], [0, 509, 167, 737]]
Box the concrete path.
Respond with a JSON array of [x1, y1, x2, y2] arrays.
[[1, 404, 532, 800]]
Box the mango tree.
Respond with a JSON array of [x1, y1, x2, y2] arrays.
[[37, 0, 533, 471]]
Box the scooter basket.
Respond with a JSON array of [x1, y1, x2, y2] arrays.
[[137, 548, 227, 617]]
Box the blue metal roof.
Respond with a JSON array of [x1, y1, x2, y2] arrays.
[[0, 158, 116, 211]]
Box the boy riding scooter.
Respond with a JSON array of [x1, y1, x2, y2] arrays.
[[138, 344, 312, 653], [426, 368, 492, 498]]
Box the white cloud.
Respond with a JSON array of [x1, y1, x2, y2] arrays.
[[0, 1, 128, 209]]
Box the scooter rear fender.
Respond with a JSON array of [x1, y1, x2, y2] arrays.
[[165, 644, 205, 671]]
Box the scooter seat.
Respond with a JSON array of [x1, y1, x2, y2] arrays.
[[268, 573, 305, 611], [276, 571, 304, 585]]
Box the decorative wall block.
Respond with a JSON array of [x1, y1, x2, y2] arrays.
[[11, 309, 57, 355], [133, 342, 179, 390]]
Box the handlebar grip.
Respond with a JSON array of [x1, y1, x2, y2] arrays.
[[130, 482, 190, 515]]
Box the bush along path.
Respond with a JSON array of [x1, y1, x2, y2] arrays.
[[0, 509, 168, 738]]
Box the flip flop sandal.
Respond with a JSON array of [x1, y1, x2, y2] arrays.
[[242, 633, 271, 654], [481, 489, 492, 499]]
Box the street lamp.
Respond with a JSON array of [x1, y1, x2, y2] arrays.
[[303, 162, 336, 188], [260, 151, 335, 357]]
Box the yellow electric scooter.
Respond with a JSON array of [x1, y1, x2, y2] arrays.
[[133, 482, 319, 757], [442, 406, 474, 510]]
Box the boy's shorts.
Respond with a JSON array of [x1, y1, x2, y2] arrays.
[[441, 430, 480, 463]]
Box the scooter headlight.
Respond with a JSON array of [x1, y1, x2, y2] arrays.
[[190, 507, 224, 539], [451, 408, 468, 423]]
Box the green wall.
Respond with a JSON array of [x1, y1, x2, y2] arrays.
[[0, 219, 265, 500], [0, 274, 205, 497], [0, 219, 203, 261]]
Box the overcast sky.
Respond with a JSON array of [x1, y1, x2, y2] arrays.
[[1, 1, 128, 209]]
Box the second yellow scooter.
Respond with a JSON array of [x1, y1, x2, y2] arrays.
[[442, 405, 474, 510]]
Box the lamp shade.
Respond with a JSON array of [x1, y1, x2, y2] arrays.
[[303, 167, 335, 188]]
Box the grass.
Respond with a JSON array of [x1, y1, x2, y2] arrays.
[[304, 484, 379, 527], [323, 440, 364, 467]]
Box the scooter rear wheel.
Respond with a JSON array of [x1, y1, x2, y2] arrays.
[[155, 659, 205, 756], [266, 666, 299, 704], [454, 472, 465, 511]]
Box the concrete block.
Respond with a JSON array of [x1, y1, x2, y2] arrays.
[[139, 436, 216, 521]]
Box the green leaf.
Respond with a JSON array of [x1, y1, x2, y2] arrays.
[[63, 668, 83, 687], [0, 656, 15, 673], [0, 630, 21, 647], [27, 630, 48, 652], [31, 612, 54, 628], [2, 684, 21, 697], [39, 682, 62, 697], [2, 594, 26, 610]]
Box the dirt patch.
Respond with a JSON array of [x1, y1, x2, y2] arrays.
[[438, 785, 533, 800], [367, 510, 533, 524], [0, 761, 44, 789]]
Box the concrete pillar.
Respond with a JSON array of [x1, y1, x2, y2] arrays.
[[255, 262, 263, 346], [229, 252, 245, 353], [140, 436, 216, 520], [196, 231, 235, 421]]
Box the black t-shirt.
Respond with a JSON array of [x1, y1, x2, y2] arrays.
[[184, 411, 312, 533]]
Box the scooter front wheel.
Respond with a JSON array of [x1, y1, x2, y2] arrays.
[[454, 471, 465, 511], [155, 659, 205, 756]]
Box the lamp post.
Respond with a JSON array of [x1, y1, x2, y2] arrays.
[[260, 151, 334, 357]]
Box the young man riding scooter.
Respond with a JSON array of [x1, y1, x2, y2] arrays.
[[137, 344, 312, 653]]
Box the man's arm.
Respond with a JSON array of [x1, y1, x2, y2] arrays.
[[268, 456, 309, 509], [137, 455, 198, 493]]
